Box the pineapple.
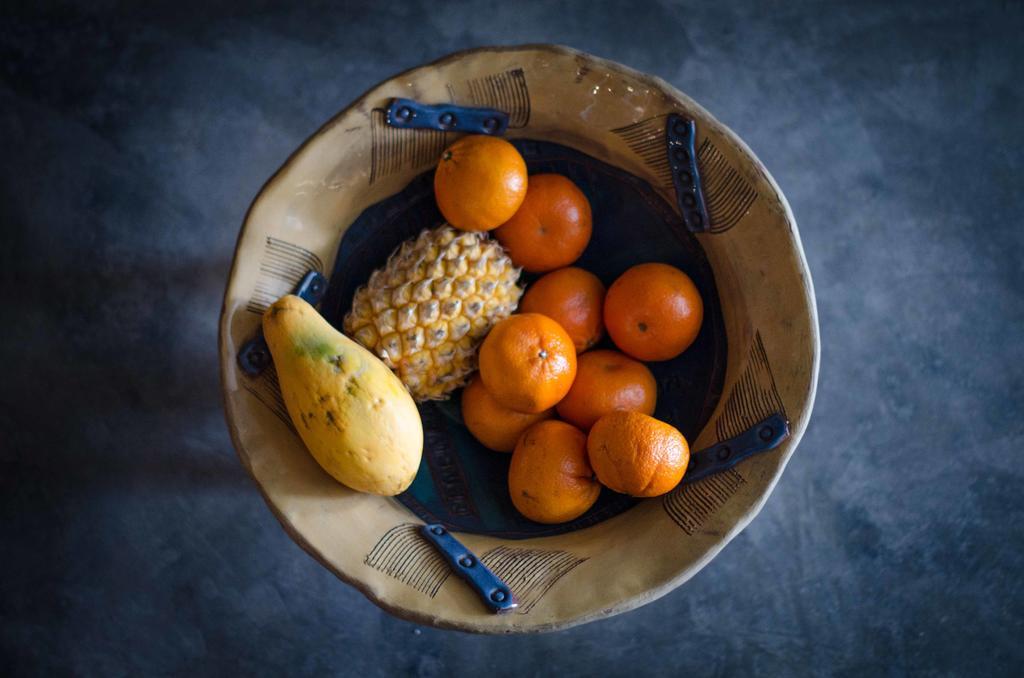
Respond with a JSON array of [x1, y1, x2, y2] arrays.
[[343, 225, 523, 401]]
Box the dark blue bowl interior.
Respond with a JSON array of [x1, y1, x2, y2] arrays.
[[321, 139, 726, 539]]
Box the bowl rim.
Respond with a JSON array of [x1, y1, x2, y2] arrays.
[[219, 42, 820, 633]]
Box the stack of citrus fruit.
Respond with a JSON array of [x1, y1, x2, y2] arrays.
[[432, 135, 706, 525]]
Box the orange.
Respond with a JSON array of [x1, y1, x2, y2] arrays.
[[493, 174, 592, 272], [519, 267, 605, 352], [478, 313, 577, 413], [604, 263, 704, 362], [586, 411, 689, 497], [434, 135, 527, 231], [461, 375, 553, 452], [508, 420, 601, 524], [556, 350, 657, 430]]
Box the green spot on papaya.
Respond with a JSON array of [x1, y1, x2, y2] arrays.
[[292, 334, 338, 360]]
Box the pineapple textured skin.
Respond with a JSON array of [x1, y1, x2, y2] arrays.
[[343, 225, 523, 401]]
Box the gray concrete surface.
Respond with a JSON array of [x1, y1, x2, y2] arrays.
[[2, 1, 1022, 675]]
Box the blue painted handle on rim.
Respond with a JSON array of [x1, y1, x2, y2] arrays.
[[385, 98, 510, 135], [420, 524, 518, 613], [683, 413, 790, 484], [237, 271, 328, 377], [666, 114, 712, 233]]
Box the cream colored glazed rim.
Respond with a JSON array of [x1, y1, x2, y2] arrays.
[[219, 44, 819, 633]]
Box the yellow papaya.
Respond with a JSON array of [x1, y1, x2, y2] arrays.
[[262, 295, 422, 495]]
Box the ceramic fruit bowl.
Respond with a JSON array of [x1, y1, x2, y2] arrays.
[[219, 44, 819, 633]]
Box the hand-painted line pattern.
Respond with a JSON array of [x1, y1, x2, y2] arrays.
[[697, 138, 758, 233], [447, 68, 531, 128], [663, 468, 746, 535], [715, 331, 786, 442], [611, 115, 673, 187], [369, 108, 448, 185], [246, 237, 324, 314], [242, 364, 293, 431], [611, 118, 758, 232], [364, 524, 452, 598], [480, 546, 587, 613]]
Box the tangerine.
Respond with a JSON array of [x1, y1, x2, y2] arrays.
[[461, 375, 553, 452], [434, 135, 527, 231], [478, 313, 577, 414], [508, 420, 601, 524], [604, 263, 704, 361], [493, 174, 592, 272], [519, 267, 605, 353], [556, 349, 657, 430], [586, 411, 689, 497]]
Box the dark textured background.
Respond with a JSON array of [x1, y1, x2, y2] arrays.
[[2, 1, 1022, 675]]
